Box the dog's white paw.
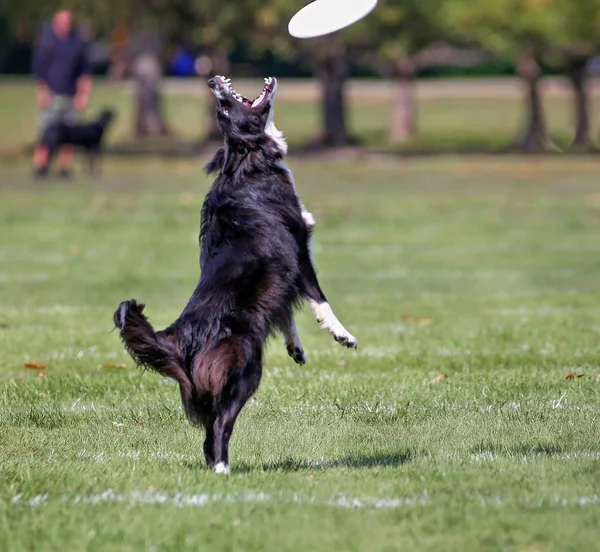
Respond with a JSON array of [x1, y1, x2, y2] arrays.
[[311, 301, 358, 349], [330, 327, 358, 349], [286, 343, 307, 365], [214, 462, 230, 475]]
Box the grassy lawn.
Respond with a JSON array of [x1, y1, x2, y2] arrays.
[[1, 78, 599, 152], [1, 153, 600, 551]]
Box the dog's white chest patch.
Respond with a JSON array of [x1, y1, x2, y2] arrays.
[[265, 118, 287, 155]]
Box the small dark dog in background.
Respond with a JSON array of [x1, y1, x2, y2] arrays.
[[38, 109, 115, 177]]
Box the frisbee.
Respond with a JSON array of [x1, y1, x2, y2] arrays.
[[288, 0, 378, 39]]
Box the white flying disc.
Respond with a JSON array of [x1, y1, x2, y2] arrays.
[[288, 0, 378, 39]]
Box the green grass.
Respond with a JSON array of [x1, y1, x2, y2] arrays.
[[0, 78, 598, 152], [1, 154, 600, 551]]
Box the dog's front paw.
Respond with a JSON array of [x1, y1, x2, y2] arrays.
[[286, 343, 307, 365], [331, 328, 358, 349]]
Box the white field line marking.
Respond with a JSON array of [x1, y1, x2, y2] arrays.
[[8, 490, 600, 510], [8, 490, 429, 509]]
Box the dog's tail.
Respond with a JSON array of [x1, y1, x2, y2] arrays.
[[113, 300, 193, 403]]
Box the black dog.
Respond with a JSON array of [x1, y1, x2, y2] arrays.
[[113, 76, 356, 474], [40, 109, 115, 176]]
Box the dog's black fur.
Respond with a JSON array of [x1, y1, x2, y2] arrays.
[[40, 109, 115, 175], [113, 77, 352, 473]]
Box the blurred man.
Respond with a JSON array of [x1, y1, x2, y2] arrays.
[[32, 10, 93, 178]]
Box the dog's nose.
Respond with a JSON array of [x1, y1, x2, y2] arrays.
[[207, 77, 216, 89]]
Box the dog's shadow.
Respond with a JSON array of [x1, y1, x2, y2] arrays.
[[229, 450, 417, 474]]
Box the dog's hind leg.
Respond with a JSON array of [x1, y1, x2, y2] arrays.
[[212, 357, 262, 475], [202, 416, 216, 467], [281, 311, 306, 365]]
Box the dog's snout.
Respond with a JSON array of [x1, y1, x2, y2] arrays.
[[207, 77, 217, 89]]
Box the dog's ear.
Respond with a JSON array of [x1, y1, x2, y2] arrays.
[[205, 148, 225, 175]]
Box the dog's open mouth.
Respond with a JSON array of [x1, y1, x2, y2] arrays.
[[209, 76, 276, 109]]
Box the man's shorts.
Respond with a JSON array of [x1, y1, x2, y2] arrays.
[[38, 95, 79, 136]]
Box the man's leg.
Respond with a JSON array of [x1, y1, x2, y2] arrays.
[[33, 145, 50, 174]]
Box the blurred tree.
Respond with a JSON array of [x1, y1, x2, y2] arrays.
[[558, 0, 600, 148], [188, 0, 265, 142], [253, 0, 358, 146], [441, 0, 567, 151], [357, 0, 487, 143], [76, 0, 192, 139]]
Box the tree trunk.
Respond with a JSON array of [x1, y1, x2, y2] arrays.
[[315, 40, 353, 147], [567, 55, 592, 148], [390, 59, 417, 143], [131, 51, 170, 139], [516, 52, 553, 150]]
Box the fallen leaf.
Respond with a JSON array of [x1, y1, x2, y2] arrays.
[[565, 372, 575, 380], [307, 474, 315, 481], [336, 360, 348, 367], [102, 363, 128, 370], [232, 519, 240, 527], [24, 362, 46, 370], [577, 373, 585, 379], [148, 486, 157, 492], [402, 314, 433, 326], [429, 374, 446, 384]]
